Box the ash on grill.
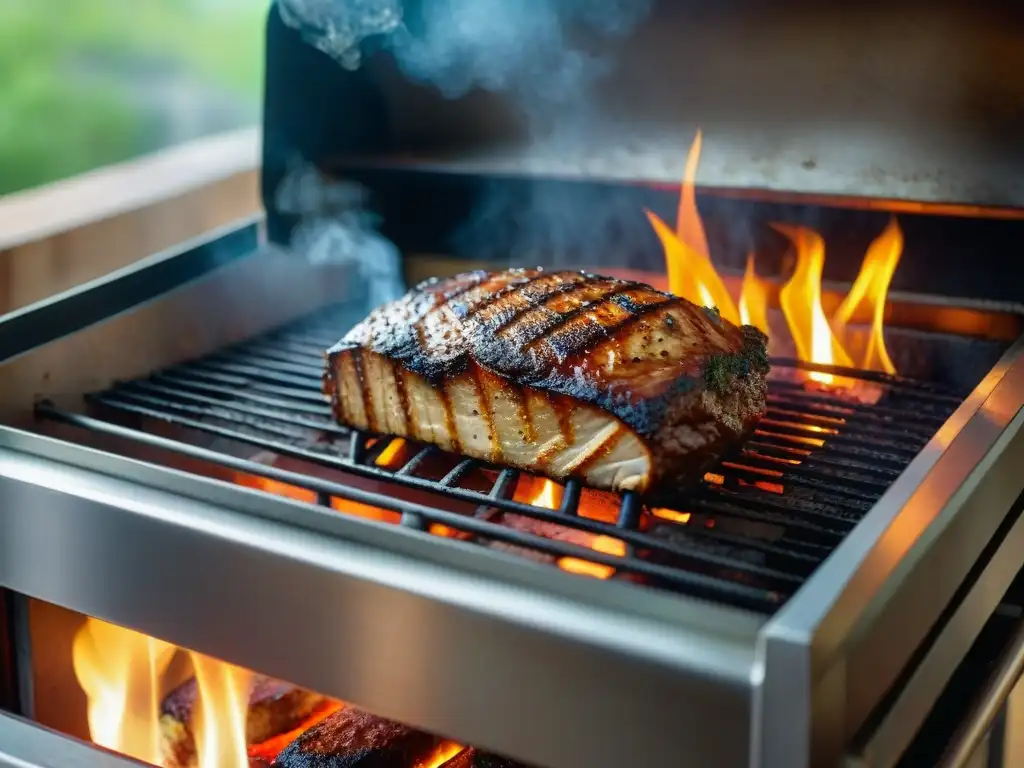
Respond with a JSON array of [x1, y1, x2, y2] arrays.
[[38, 303, 962, 613]]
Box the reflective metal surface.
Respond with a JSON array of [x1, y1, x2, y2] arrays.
[[0, 427, 761, 768], [290, 2, 1024, 207], [1, 223, 1023, 766], [938, 621, 1024, 767], [0, 712, 145, 768], [758, 338, 1024, 767], [852, 497, 1024, 766]]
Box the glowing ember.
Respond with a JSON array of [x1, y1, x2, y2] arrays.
[[773, 223, 854, 385], [420, 742, 465, 767], [523, 478, 626, 579], [248, 701, 343, 763], [72, 618, 254, 768], [375, 437, 410, 467], [832, 217, 903, 373], [72, 618, 174, 764], [652, 508, 692, 524], [529, 476, 562, 509]]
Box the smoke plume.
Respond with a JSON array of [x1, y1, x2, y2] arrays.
[[276, 0, 658, 279], [275, 162, 405, 310], [277, 0, 650, 112]]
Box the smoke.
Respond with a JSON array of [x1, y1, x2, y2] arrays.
[[453, 180, 660, 271], [275, 161, 406, 310], [276, 0, 657, 280], [277, 0, 650, 114]]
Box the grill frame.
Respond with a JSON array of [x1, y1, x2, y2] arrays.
[[33, 297, 964, 615], [0, 222, 1023, 767]]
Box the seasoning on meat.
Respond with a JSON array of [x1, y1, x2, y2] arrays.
[[324, 268, 769, 495]]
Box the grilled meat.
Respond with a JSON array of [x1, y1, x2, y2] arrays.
[[160, 676, 332, 768], [439, 748, 532, 768], [324, 269, 769, 495], [272, 707, 439, 767]]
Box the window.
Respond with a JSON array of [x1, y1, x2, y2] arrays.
[[0, 0, 268, 196]]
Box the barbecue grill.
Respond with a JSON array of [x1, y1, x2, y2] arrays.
[[4, 2, 1024, 767]]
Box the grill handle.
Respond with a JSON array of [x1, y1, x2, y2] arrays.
[[938, 620, 1024, 768]]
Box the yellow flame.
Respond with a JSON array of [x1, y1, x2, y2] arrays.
[[645, 129, 739, 325], [189, 652, 255, 768], [773, 224, 853, 385], [530, 477, 561, 509], [420, 742, 465, 767], [375, 437, 408, 467], [646, 210, 740, 325], [557, 535, 627, 580], [738, 252, 770, 335], [677, 128, 712, 261], [832, 217, 903, 373], [71, 618, 174, 764]]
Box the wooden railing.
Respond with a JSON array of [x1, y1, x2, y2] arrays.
[[0, 128, 262, 314]]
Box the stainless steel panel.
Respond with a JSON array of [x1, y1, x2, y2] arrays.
[[851, 504, 1024, 766], [352, 3, 1024, 207], [0, 222, 353, 423], [999, 646, 1024, 768], [0, 712, 145, 768], [757, 338, 1024, 767], [939, 622, 1024, 767], [0, 427, 762, 768]]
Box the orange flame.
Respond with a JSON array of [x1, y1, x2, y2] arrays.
[[71, 618, 174, 763], [420, 742, 465, 767], [773, 223, 853, 385], [189, 652, 255, 768], [522, 478, 626, 579], [645, 130, 739, 325], [832, 218, 903, 373], [72, 618, 254, 768], [738, 252, 770, 336], [647, 129, 903, 385]]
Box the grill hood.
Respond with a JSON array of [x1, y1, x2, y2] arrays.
[[265, 0, 1024, 211]]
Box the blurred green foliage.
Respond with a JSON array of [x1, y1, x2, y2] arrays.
[[0, 0, 268, 196]]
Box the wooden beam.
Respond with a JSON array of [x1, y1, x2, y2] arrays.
[[0, 128, 262, 314]]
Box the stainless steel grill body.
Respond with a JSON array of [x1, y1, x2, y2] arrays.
[[0, 221, 1022, 767]]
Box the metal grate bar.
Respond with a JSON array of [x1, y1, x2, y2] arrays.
[[36, 405, 792, 612], [36, 304, 965, 613], [80, 394, 813, 582]]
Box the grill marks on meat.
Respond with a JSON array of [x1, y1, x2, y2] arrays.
[[325, 269, 769, 494], [272, 707, 439, 768]]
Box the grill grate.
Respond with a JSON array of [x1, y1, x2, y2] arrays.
[[36, 303, 964, 613]]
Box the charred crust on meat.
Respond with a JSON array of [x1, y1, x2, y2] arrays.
[[323, 270, 770, 494], [458, 271, 548, 319], [328, 272, 769, 435], [271, 707, 437, 768]]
